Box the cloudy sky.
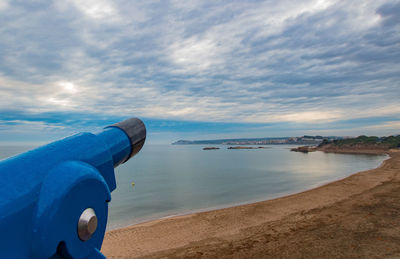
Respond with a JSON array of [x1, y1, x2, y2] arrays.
[[0, 0, 399, 144]]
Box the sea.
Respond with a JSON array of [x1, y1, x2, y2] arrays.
[[0, 144, 387, 230]]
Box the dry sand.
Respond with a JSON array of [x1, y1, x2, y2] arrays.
[[102, 150, 400, 258]]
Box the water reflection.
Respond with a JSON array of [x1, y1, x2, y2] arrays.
[[110, 144, 385, 229]]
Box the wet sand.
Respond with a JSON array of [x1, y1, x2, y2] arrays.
[[102, 150, 400, 258]]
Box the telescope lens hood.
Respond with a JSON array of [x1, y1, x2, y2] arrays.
[[108, 118, 146, 163]]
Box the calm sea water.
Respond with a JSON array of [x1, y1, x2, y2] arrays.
[[0, 144, 386, 230]]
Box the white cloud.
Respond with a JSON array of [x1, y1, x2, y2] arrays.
[[0, 1, 9, 11], [68, 0, 119, 20], [58, 81, 78, 94], [274, 111, 343, 123], [0, 0, 399, 136], [169, 35, 225, 72], [366, 121, 400, 129]]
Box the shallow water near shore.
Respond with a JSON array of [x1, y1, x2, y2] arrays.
[[0, 144, 387, 230], [108, 144, 386, 230]]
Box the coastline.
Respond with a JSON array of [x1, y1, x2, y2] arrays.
[[102, 150, 400, 258], [106, 153, 388, 232]]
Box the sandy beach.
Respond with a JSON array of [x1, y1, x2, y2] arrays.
[[102, 150, 400, 258]]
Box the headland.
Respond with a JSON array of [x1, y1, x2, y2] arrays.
[[291, 135, 400, 155]]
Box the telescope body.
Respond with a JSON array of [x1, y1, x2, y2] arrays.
[[0, 118, 146, 258]]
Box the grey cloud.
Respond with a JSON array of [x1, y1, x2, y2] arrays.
[[377, 1, 400, 26], [0, 0, 399, 126]]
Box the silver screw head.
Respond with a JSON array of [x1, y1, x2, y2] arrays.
[[78, 208, 98, 241]]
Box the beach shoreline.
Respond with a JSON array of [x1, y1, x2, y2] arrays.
[[106, 153, 388, 232], [102, 149, 400, 258]]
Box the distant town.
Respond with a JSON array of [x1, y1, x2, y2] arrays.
[[172, 136, 344, 145]]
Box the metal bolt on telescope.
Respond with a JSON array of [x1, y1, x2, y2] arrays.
[[0, 118, 146, 259]]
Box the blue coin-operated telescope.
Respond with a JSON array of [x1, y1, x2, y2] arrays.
[[0, 118, 146, 258]]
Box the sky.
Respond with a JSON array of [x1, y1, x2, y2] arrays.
[[0, 0, 399, 144]]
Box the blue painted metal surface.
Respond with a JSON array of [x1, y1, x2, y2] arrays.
[[0, 118, 146, 258]]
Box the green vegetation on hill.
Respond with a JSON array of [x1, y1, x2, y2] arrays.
[[319, 135, 400, 149]]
